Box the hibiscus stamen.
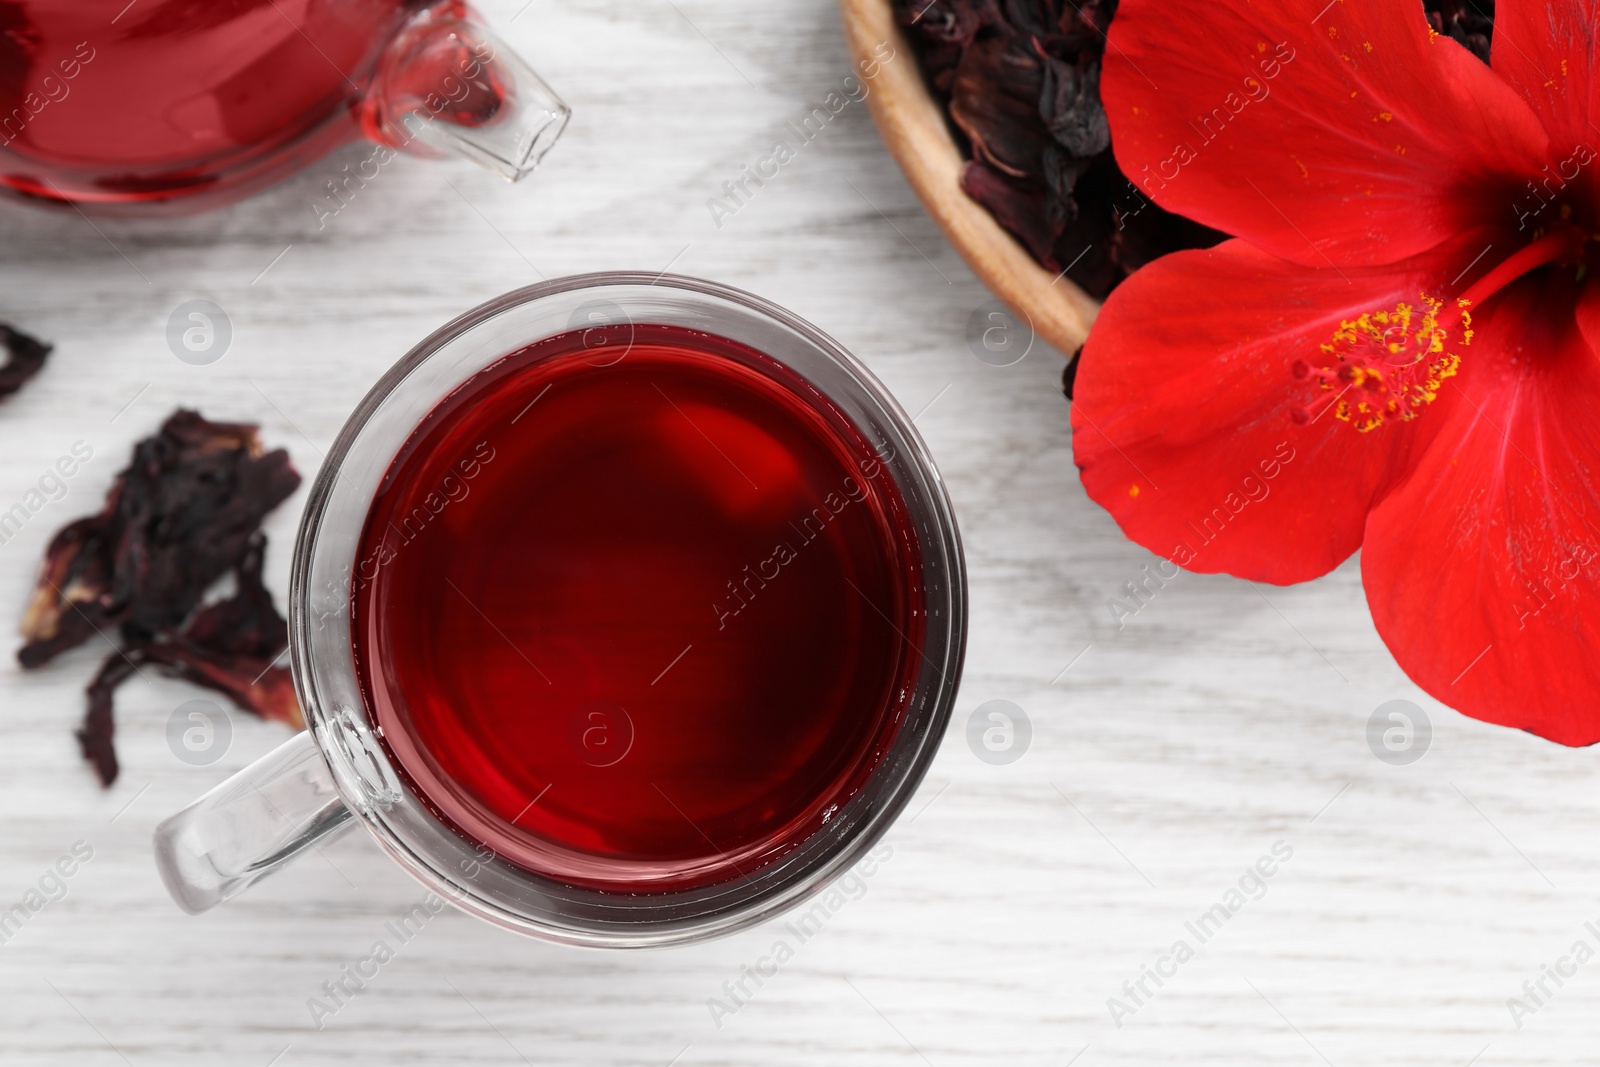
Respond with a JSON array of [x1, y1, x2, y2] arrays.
[[1290, 228, 1584, 432], [1459, 228, 1587, 306], [1292, 295, 1471, 433]]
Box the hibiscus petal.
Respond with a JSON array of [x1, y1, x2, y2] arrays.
[[1072, 234, 1493, 584], [1493, 0, 1600, 207], [1102, 0, 1549, 268], [1362, 274, 1600, 746]]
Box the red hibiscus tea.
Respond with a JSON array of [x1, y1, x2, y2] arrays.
[[352, 324, 924, 892], [1, 0, 567, 211]]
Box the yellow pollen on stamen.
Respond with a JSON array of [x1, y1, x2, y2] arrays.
[[1293, 295, 1471, 433]]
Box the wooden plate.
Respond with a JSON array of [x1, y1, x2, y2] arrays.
[[839, 0, 1099, 356]]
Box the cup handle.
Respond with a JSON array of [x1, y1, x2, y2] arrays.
[[362, 2, 571, 182], [153, 730, 356, 914]]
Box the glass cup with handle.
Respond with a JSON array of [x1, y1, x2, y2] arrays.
[[152, 274, 967, 947]]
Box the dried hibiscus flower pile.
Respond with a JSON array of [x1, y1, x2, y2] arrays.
[[891, 0, 1495, 301], [891, 0, 1223, 299], [18, 410, 303, 784]]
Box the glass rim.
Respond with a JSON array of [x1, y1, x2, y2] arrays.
[[287, 271, 968, 947]]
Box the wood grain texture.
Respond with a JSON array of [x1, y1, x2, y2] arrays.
[[0, 2, 1597, 1065], [838, 0, 1099, 355]]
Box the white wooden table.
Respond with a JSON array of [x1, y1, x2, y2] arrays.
[[2, 2, 1597, 1064]]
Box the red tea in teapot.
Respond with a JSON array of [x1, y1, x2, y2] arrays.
[[0, 0, 566, 211]]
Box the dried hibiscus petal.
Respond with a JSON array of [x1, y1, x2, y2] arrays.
[[961, 159, 1063, 266], [78, 533, 302, 786], [1036, 50, 1107, 159], [904, 0, 987, 93], [949, 34, 1050, 180], [19, 409, 300, 666], [0, 323, 52, 400], [20, 410, 303, 785]]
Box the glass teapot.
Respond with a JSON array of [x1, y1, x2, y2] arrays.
[[0, 0, 568, 213]]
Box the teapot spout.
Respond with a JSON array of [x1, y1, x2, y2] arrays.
[[363, 2, 569, 182]]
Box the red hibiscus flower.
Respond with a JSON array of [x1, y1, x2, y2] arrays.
[[1071, 0, 1600, 744]]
